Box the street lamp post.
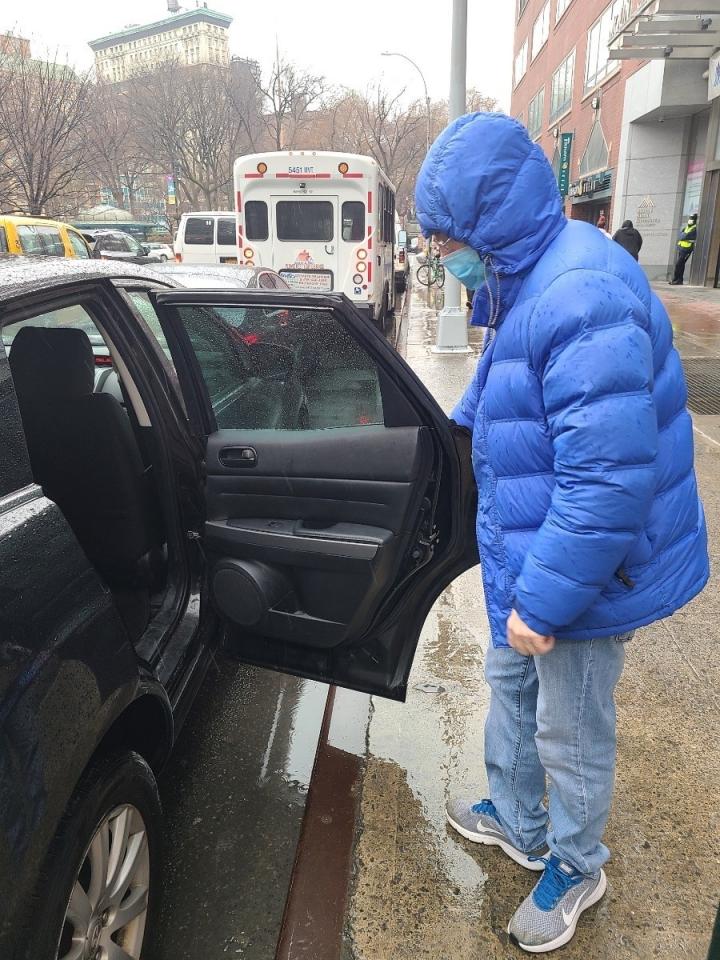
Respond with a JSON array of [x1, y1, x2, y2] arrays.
[[434, 0, 471, 353], [381, 51, 431, 153]]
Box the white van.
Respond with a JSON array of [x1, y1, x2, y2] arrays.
[[174, 211, 238, 264], [233, 151, 397, 331]]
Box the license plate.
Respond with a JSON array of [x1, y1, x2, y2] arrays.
[[279, 269, 333, 292]]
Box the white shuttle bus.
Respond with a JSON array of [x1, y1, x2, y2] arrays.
[[233, 151, 397, 330]]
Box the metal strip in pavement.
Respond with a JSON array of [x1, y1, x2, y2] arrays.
[[275, 685, 372, 960]]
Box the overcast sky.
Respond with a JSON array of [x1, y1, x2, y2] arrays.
[[6, 1, 514, 109]]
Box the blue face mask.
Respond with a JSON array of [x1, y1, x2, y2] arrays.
[[440, 246, 487, 289]]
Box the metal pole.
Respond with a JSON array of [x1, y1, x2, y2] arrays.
[[434, 0, 471, 353]]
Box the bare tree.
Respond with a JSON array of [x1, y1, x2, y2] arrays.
[[85, 83, 151, 216], [0, 52, 92, 214], [129, 60, 259, 217], [256, 56, 325, 150]]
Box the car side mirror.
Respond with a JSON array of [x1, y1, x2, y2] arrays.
[[141, 244, 150, 255]]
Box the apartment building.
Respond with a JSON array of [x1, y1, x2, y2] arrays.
[[89, 5, 232, 83]]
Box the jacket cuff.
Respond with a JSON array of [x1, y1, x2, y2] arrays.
[[450, 401, 474, 432], [513, 600, 556, 638]]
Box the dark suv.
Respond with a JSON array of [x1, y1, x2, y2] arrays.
[[0, 258, 476, 960], [84, 229, 163, 265]]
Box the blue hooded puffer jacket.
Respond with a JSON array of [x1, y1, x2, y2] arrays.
[[416, 113, 709, 647]]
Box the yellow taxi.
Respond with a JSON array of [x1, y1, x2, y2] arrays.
[[0, 215, 91, 259]]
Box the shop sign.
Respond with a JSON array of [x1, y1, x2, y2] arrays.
[[709, 51, 720, 101], [636, 195, 660, 228], [568, 170, 612, 199], [558, 133, 573, 197]]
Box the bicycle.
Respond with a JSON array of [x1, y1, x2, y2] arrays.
[[416, 255, 445, 289]]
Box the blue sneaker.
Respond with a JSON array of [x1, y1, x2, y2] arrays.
[[446, 798, 548, 871], [508, 854, 607, 953]]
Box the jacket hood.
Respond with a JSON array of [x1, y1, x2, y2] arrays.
[[416, 112, 566, 279]]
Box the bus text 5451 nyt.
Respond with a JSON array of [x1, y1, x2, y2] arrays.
[[233, 151, 397, 333]]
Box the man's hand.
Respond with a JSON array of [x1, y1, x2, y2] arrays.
[[507, 609, 555, 656]]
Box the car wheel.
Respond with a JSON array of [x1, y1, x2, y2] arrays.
[[22, 751, 161, 960], [159, 254, 168, 261]]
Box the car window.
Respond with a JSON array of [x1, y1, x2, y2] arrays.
[[217, 218, 236, 246], [275, 202, 334, 242], [184, 217, 214, 245], [173, 305, 383, 430], [3, 304, 105, 349], [16, 225, 65, 257], [0, 226, 8, 254], [67, 230, 90, 258], [245, 201, 268, 241], [258, 272, 278, 289], [0, 342, 33, 497], [342, 201, 365, 242], [125, 235, 144, 255], [124, 292, 175, 369], [98, 235, 124, 252]]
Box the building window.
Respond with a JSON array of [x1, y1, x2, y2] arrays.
[[514, 39, 528, 87], [550, 49, 575, 122], [579, 119, 610, 175], [518, 0, 530, 19], [532, 2, 551, 60], [585, 1, 622, 91], [556, 0, 573, 19], [527, 87, 545, 140]]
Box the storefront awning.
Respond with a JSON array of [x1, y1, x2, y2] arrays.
[[610, 0, 720, 60]]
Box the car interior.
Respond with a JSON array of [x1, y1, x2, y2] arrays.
[[156, 296, 446, 686], [4, 305, 170, 639]]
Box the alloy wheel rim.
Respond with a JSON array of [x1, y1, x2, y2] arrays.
[[57, 803, 150, 960]]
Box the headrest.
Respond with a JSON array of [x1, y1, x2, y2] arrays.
[[8, 326, 95, 400]]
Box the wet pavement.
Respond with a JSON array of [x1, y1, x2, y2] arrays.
[[146, 660, 328, 960], [344, 276, 720, 959]]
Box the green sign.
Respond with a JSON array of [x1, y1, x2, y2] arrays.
[[558, 132, 573, 197]]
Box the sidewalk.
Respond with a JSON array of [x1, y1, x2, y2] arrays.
[[343, 282, 720, 960]]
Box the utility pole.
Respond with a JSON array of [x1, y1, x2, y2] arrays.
[[433, 0, 471, 354]]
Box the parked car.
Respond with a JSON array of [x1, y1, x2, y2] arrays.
[[394, 224, 410, 293], [151, 262, 291, 290], [0, 257, 476, 959], [84, 228, 163, 265], [144, 241, 175, 261], [173, 211, 238, 264], [0, 214, 91, 259]]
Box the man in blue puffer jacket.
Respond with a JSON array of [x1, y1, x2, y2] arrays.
[[416, 113, 708, 953]]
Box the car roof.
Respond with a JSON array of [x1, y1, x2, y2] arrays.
[[0, 214, 77, 230], [0, 255, 176, 303], [151, 263, 290, 290]]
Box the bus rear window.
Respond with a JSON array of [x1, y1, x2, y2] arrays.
[[342, 202, 365, 242], [184, 218, 214, 245], [276, 201, 333, 242], [245, 201, 268, 241], [217, 218, 236, 246]]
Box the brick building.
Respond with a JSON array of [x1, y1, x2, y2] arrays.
[[511, 1, 720, 285], [510, 0, 644, 226]]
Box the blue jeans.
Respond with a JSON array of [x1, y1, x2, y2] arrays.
[[484, 636, 627, 877]]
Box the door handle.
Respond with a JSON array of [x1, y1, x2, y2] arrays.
[[219, 446, 257, 468], [325, 244, 335, 255]]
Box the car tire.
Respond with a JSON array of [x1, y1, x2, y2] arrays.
[[159, 255, 168, 262], [395, 274, 406, 294], [21, 751, 162, 960]]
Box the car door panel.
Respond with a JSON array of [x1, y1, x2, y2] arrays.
[[151, 290, 478, 699]]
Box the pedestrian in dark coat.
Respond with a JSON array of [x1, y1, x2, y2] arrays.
[[612, 220, 643, 260]]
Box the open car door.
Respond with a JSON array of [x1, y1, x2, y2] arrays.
[[150, 290, 478, 700]]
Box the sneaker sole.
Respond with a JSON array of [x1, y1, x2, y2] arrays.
[[445, 810, 546, 872], [508, 869, 607, 953]]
